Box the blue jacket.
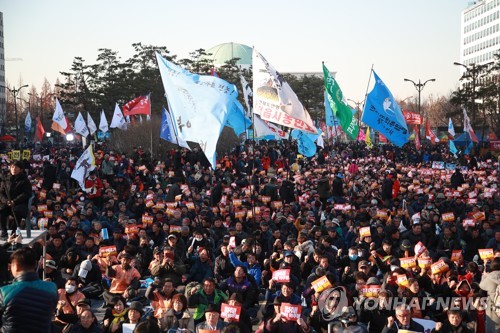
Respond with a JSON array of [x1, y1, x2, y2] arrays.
[[0, 272, 58, 333], [229, 252, 262, 286]]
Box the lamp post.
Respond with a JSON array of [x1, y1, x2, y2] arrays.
[[403, 78, 436, 118], [453, 62, 482, 128], [346, 99, 363, 125], [0, 84, 29, 144]]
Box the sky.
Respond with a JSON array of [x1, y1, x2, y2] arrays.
[[3, 0, 470, 106]]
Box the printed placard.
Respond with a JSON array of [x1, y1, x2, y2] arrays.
[[125, 225, 139, 234], [451, 250, 462, 262], [186, 202, 195, 210], [418, 257, 433, 270], [52, 183, 61, 190], [43, 210, 53, 218], [38, 217, 49, 229], [37, 204, 48, 212], [142, 214, 154, 225], [167, 202, 177, 209], [272, 269, 291, 283], [400, 257, 417, 269], [361, 285, 381, 298], [431, 259, 449, 275], [462, 219, 476, 227], [272, 201, 283, 209], [261, 196, 271, 203], [376, 209, 388, 219], [233, 199, 242, 207], [220, 303, 241, 321], [397, 274, 409, 287], [280, 303, 302, 321], [442, 212, 455, 222], [99, 245, 117, 257], [311, 275, 332, 293], [235, 210, 246, 219], [472, 211, 486, 221], [145, 200, 155, 208], [154, 202, 166, 209], [334, 204, 345, 211], [174, 194, 182, 202], [170, 225, 182, 233], [414, 241, 427, 257], [359, 226, 371, 238], [478, 248, 494, 261]]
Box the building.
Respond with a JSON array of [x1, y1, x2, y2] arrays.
[[0, 12, 5, 135], [460, 0, 500, 69]]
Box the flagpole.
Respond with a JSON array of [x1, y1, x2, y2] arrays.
[[360, 64, 374, 126], [149, 93, 153, 159]]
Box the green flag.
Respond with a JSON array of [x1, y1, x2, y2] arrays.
[[323, 64, 359, 140]]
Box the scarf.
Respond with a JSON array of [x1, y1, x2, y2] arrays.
[[111, 308, 128, 326]]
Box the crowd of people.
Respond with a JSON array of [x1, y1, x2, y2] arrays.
[[0, 139, 498, 333]]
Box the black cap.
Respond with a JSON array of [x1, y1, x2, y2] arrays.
[[77, 298, 91, 306], [12, 160, 25, 169]]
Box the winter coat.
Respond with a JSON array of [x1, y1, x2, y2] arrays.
[[0, 171, 32, 217]]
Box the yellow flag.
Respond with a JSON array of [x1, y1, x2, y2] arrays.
[[365, 127, 373, 148]]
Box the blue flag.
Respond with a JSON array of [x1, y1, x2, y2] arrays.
[[156, 53, 239, 168], [324, 91, 335, 126], [362, 71, 409, 147], [449, 140, 458, 154], [25, 111, 32, 134], [464, 140, 473, 155], [291, 129, 322, 157], [225, 100, 252, 137], [160, 107, 175, 144]]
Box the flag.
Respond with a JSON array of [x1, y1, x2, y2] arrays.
[[51, 98, 70, 135], [35, 117, 45, 142], [357, 128, 366, 141], [448, 118, 455, 137], [210, 67, 219, 78], [324, 91, 335, 127], [449, 140, 458, 154], [122, 94, 151, 117], [240, 75, 253, 118], [425, 120, 439, 143], [225, 100, 252, 137], [146, 114, 151, 121], [464, 140, 473, 155], [74, 112, 89, 137], [316, 133, 324, 148], [110, 103, 127, 129], [99, 110, 109, 133], [254, 115, 289, 140], [160, 106, 190, 149], [156, 52, 238, 168], [253, 49, 317, 133], [323, 64, 359, 140], [463, 108, 479, 143], [362, 71, 409, 147], [71, 145, 96, 189], [87, 112, 97, 135], [414, 125, 421, 150], [291, 129, 322, 157], [365, 127, 373, 148], [24, 111, 32, 134]]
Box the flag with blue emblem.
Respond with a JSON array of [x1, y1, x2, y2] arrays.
[[160, 106, 190, 149], [362, 71, 409, 147], [156, 52, 239, 168], [448, 118, 455, 137], [24, 111, 32, 134]]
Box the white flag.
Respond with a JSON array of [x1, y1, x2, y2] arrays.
[[87, 112, 97, 135], [316, 133, 324, 148], [52, 98, 69, 134], [110, 103, 127, 129], [99, 110, 109, 133], [253, 114, 289, 140], [253, 49, 317, 134], [146, 114, 151, 121], [71, 145, 96, 189], [24, 111, 32, 133], [74, 112, 89, 137], [448, 118, 455, 137]]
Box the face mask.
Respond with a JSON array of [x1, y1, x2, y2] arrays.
[[65, 285, 76, 294], [349, 254, 358, 261], [427, 205, 433, 209], [195, 237, 203, 242]]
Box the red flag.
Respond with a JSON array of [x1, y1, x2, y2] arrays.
[[51, 116, 72, 135], [35, 117, 45, 142], [379, 133, 387, 143], [425, 121, 438, 144], [122, 95, 151, 116], [414, 125, 421, 150]]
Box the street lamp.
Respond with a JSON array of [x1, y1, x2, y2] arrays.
[[0, 84, 29, 144], [403, 78, 436, 118], [28, 92, 55, 124], [346, 98, 363, 122], [453, 62, 482, 127]]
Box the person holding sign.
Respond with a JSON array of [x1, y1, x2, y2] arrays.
[[265, 298, 311, 333], [102, 252, 141, 307], [0, 161, 32, 239], [382, 304, 424, 333]]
